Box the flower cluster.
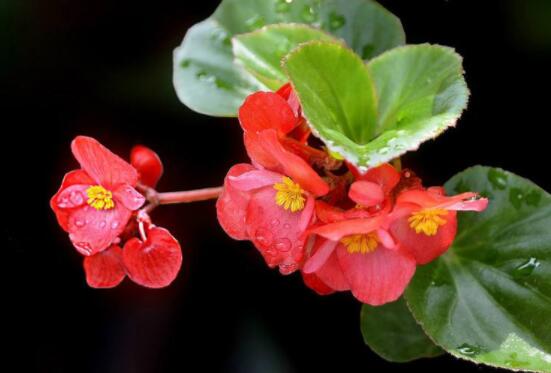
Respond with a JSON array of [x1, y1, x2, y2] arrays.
[[216, 85, 489, 305], [51, 136, 182, 288]]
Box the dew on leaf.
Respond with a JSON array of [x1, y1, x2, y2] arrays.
[[509, 187, 524, 209], [275, 0, 293, 13], [525, 190, 541, 206], [301, 5, 318, 23], [456, 343, 484, 357], [362, 44, 375, 59], [488, 168, 508, 190], [328, 11, 346, 31], [180, 59, 191, 68], [246, 15, 266, 31], [512, 257, 540, 279]]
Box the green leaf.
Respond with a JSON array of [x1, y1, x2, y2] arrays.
[[173, 0, 404, 117], [232, 24, 338, 90], [284, 42, 468, 169], [405, 166, 551, 372], [360, 297, 443, 362]]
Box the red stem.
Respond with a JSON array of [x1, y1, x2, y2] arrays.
[[156, 187, 223, 205]]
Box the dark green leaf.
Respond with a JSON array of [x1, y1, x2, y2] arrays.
[[405, 166, 551, 372], [361, 297, 443, 362]]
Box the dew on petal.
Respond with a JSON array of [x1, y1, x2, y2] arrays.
[[69, 191, 84, 205], [111, 221, 120, 230], [254, 227, 274, 248], [74, 219, 86, 228], [74, 241, 93, 255], [274, 238, 292, 252]]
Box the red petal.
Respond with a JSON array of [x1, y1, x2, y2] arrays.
[[130, 145, 164, 188], [228, 169, 282, 192], [315, 249, 350, 291], [257, 130, 329, 196], [336, 244, 416, 305], [67, 203, 131, 256], [349, 181, 384, 207], [302, 271, 335, 296], [245, 186, 311, 274], [238, 91, 297, 135], [71, 136, 138, 188], [216, 164, 256, 240], [123, 227, 183, 288], [309, 216, 386, 242], [397, 189, 487, 212], [360, 163, 401, 195], [113, 184, 145, 210], [276, 83, 301, 117], [315, 201, 347, 224], [303, 239, 337, 274], [51, 170, 95, 231], [390, 212, 458, 264], [83, 245, 126, 288], [244, 132, 281, 170]]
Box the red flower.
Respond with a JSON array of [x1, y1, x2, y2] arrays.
[[390, 187, 488, 264], [130, 145, 164, 188], [217, 86, 330, 274], [303, 164, 416, 305], [83, 226, 183, 289], [51, 136, 145, 256]]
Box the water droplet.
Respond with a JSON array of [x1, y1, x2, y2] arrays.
[[275, 0, 292, 13], [57, 197, 70, 208], [488, 169, 507, 190], [283, 223, 291, 230], [513, 257, 540, 279], [196, 70, 210, 81], [180, 59, 191, 68], [274, 238, 292, 252], [246, 15, 266, 31], [69, 191, 84, 205], [456, 343, 484, 357], [362, 44, 375, 59], [74, 219, 86, 228], [301, 5, 318, 22], [99, 220, 107, 229], [525, 190, 541, 206], [271, 219, 280, 227], [279, 263, 298, 275], [74, 242, 93, 255], [214, 77, 231, 90], [210, 29, 231, 46], [509, 187, 524, 209], [111, 221, 120, 230], [328, 11, 346, 31], [254, 228, 273, 248]]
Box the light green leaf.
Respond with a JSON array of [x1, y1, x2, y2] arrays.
[[405, 166, 551, 372], [232, 24, 338, 90], [173, 0, 404, 117], [284, 42, 468, 170], [361, 297, 443, 362]]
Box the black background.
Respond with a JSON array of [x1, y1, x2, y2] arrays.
[[4, 0, 551, 372]]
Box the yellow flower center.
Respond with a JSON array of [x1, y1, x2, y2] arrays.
[[408, 208, 448, 236], [341, 233, 379, 254], [274, 176, 306, 212], [86, 185, 115, 210]]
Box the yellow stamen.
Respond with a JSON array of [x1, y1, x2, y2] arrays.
[[86, 185, 115, 210], [341, 233, 379, 254], [273, 176, 306, 212], [408, 208, 448, 236]]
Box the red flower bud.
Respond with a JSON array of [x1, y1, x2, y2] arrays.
[[130, 145, 164, 188]]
